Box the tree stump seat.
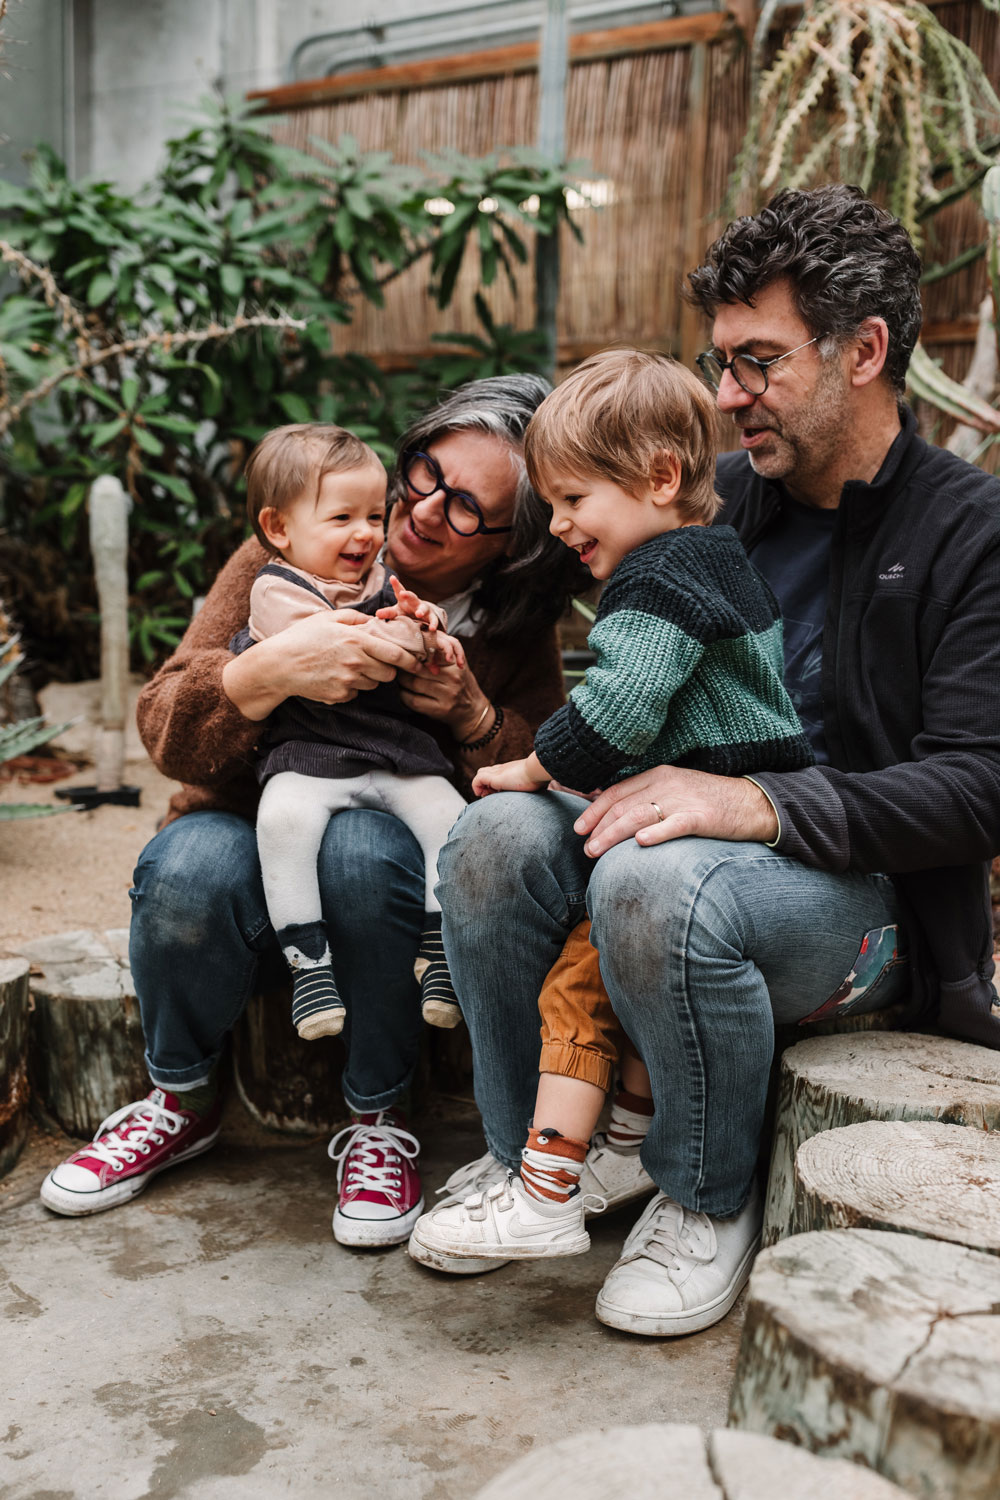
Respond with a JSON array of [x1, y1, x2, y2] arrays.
[[473, 1423, 911, 1500], [18, 928, 147, 1138], [0, 957, 31, 1177], [233, 985, 475, 1135], [729, 1228, 1000, 1500], [763, 1031, 1000, 1245], [792, 1119, 1000, 1255]]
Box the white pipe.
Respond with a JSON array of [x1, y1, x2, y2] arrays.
[[288, 0, 685, 81]]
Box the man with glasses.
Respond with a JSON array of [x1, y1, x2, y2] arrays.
[[434, 184, 1000, 1335]]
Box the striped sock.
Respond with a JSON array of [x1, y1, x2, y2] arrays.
[[606, 1088, 654, 1152], [520, 1126, 588, 1203], [414, 913, 461, 1029], [278, 920, 346, 1041]]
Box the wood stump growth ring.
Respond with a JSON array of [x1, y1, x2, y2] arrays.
[[729, 1228, 1000, 1500], [792, 1119, 1000, 1255], [763, 1031, 1000, 1245]]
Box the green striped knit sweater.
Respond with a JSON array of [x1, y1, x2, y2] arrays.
[[534, 525, 813, 793]]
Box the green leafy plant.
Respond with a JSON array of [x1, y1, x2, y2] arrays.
[[0, 96, 583, 676], [0, 639, 75, 820]]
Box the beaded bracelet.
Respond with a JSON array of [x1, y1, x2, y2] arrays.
[[460, 704, 504, 752]]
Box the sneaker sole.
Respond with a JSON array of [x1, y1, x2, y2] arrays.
[[406, 1234, 510, 1276], [408, 1224, 590, 1262], [594, 1233, 761, 1337], [38, 1129, 221, 1218], [333, 1196, 425, 1248]]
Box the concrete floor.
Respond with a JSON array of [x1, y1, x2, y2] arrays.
[[1, 1098, 744, 1499]]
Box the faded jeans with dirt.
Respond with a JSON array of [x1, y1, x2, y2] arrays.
[[129, 808, 427, 1112], [438, 790, 908, 1218]]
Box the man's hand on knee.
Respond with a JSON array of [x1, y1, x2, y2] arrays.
[[573, 767, 780, 858]]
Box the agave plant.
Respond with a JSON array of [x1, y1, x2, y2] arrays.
[[0, 639, 75, 820]]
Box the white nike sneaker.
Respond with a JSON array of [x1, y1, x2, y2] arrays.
[[579, 1133, 656, 1209], [406, 1150, 511, 1274], [435, 1149, 509, 1206], [408, 1173, 594, 1261], [408, 1138, 656, 1274], [595, 1183, 762, 1337]]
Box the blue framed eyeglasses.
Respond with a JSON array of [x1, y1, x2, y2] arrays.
[[401, 451, 513, 537]]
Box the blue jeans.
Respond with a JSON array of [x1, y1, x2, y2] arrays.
[[129, 809, 426, 1112], [438, 792, 908, 1217]]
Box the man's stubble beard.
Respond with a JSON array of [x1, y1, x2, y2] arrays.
[[743, 358, 851, 493]]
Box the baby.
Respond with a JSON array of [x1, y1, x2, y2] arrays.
[[236, 423, 465, 1041], [409, 349, 813, 1263]]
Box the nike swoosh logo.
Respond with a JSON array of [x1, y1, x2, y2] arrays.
[[504, 1213, 579, 1239]]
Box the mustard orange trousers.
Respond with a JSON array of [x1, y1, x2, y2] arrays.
[[538, 916, 625, 1092]]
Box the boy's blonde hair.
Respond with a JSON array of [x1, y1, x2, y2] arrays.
[[524, 349, 722, 524], [245, 423, 383, 553]]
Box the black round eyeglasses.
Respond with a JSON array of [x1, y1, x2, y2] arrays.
[[696, 336, 824, 396], [401, 451, 513, 537]]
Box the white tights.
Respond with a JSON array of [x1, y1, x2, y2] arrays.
[[256, 769, 467, 933]]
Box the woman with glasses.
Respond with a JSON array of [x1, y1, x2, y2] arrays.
[[39, 375, 587, 1252]]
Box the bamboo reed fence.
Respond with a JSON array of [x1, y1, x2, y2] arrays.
[[251, 5, 999, 429]]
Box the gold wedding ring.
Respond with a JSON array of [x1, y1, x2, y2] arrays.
[[650, 801, 665, 822]]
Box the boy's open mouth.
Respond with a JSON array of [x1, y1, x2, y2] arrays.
[[578, 539, 597, 565], [339, 551, 369, 566]]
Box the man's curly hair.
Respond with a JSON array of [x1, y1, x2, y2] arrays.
[[687, 185, 923, 396]]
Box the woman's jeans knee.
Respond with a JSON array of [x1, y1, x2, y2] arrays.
[[130, 808, 426, 1107]]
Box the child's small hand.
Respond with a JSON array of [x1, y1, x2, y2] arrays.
[[376, 575, 446, 630], [426, 631, 466, 673], [472, 758, 549, 797], [376, 575, 450, 665]]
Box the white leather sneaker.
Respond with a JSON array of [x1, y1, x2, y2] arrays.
[[579, 1133, 656, 1209], [409, 1173, 594, 1261], [595, 1183, 762, 1336], [408, 1139, 657, 1274], [406, 1150, 511, 1274]]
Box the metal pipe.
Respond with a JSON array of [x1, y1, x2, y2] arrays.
[[536, 0, 568, 381], [288, 0, 684, 82]]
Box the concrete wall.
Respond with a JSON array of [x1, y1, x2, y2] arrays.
[[0, 0, 70, 185], [1, 2, 674, 192]]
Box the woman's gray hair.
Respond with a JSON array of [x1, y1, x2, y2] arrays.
[[390, 375, 590, 641]]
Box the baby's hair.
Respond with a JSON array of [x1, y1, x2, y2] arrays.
[[524, 349, 722, 523], [245, 423, 383, 553]]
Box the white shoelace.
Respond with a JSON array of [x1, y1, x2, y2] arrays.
[[624, 1196, 716, 1276], [328, 1115, 420, 1196], [435, 1149, 506, 1200], [85, 1097, 186, 1173]]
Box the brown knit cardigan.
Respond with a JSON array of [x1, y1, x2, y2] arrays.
[[137, 538, 566, 826]]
